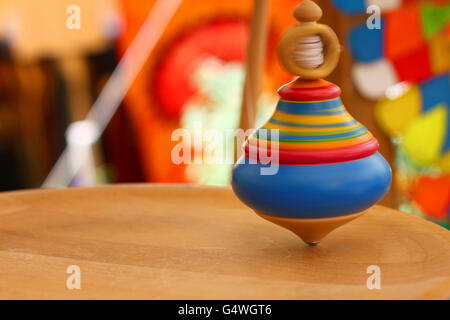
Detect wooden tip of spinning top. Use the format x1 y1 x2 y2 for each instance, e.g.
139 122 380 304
256 212 365 246
293 0 323 23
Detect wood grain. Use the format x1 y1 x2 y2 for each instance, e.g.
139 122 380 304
0 184 448 300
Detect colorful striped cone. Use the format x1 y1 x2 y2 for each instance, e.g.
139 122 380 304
232 79 392 245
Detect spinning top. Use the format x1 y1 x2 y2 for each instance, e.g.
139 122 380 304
232 1 392 245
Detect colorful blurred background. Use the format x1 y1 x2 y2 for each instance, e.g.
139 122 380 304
0 0 448 228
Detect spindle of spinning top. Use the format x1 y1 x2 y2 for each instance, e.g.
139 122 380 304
231 1 392 246
278 0 340 79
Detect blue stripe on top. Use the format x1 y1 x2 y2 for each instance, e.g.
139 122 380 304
268 118 358 128
257 126 368 141
277 98 343 115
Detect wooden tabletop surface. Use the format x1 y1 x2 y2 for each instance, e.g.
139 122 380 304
0 184 449 299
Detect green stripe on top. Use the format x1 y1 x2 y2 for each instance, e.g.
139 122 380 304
277 98 343 115
321 105 346 112
262 124 364 136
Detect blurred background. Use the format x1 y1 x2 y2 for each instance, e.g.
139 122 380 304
0 0 448 228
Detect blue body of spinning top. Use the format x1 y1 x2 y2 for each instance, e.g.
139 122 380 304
232 79 392 245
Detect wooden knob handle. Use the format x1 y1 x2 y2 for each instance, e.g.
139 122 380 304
278 1 340 79
294 0 323 22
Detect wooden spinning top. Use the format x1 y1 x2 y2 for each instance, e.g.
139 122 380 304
232 1 392 246
278 0 340 79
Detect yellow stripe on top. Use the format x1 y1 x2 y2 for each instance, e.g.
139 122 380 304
272 110 355 125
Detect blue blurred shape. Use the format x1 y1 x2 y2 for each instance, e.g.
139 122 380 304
332 0 366 15
420 73 450 112
348 19 384 63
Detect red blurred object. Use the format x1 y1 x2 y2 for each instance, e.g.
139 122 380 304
411 175 450 219
392 45 432 82
117 0 299 182
154 19 249 118
384 3 424 61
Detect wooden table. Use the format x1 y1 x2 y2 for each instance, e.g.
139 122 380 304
0 184 449 299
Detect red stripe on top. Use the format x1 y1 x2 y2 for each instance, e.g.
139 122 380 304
244 138 379 165
278 83 341 102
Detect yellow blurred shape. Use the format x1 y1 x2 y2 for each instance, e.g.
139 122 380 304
375 84 421 137
403 105 447 166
